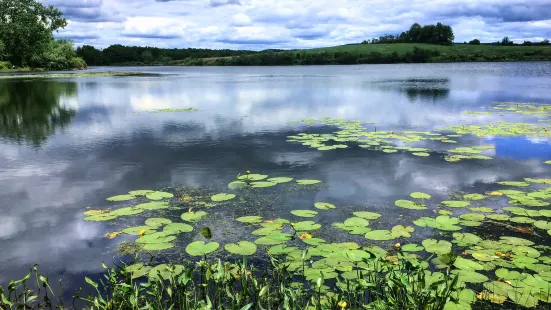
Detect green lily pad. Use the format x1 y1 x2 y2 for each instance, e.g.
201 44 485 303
181 211 208 223
146 191 174 200
111 207 144 216
302 238 326 246
211 193 236 202
106 194 136 202
353 211 382 219
148 264 184 281
495 268 521 280
145 218 172 227
540 210 551 217
185 241 220 256
236 216 263 223
422 239 452 255
224 241 257 256
268 245 299 255
472 252 498 262
534 220 551 230
469 207 494 213
292 221 321 231
401 244 424 252
382 149 398 153
83 213 119 221
267 177 294 184
344 217 369 227
391 225 414 238
395 199 427 210
454 257 484 271
487 214 511 221
510 216 535 224
137 232 176 244
291 210 318 218
442 201 470 208
126 263 151 279
254 237 287 245
460 213 485 221
238 174 268 181
251 181 277 188
128 190 154 196
450 270 489 283
497 181 530 187
365 230 394 241
463 193 485 200
163 223 193 234
296 179 322 185
123 226 156 235
143 243 174 251
135 201 169 210
513 246 540 258
410 192 431 199
508 287 539 308
228 181 247 189
412 152 430 157
501 236 534 246
314 202 336 210
452 233 482 246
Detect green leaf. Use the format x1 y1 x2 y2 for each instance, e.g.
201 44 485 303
106 194 136 202
422 239 452 255
250 181 277 188
135 201 169 210
343 217 369 227
143 243 174 251
410 192 431 199
497 181 530 187
442 200 470 208
314 202 336 210
395 199 427 210
128 190 154 196
163 223 193 234
224 241 257 256
185 241 220 256
228 181 247 189
459 213 485 221
236 216 263 223
145 218 172 227
296 179 321 185
292 221 321 231
453 257 484 271
302 238 326 246
267 177 294 184
238 174 268 181
180 211 208 223
291 210 318 218
352 211 382 220
452 233 482 246
364 230 394 241
391 225 414 238
211 193 236 202
463 193 485 200
146 191 174 200
401 244 424 252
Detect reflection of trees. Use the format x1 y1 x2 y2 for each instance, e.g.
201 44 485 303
372 78 450 102
0 80 77 146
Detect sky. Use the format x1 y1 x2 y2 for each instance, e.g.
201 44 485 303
42 0 551 50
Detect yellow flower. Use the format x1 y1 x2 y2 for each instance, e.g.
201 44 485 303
139 230 146 236
338 301 347 308
299 233 312 239
395 243 401 248
488 191 503 196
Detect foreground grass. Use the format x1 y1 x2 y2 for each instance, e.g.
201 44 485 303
0 253 468 310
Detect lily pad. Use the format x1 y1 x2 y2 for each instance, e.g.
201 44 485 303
228 181 247 189
143 243 174 251
181 211 208 223
146 191 174 200
123 226 156 235
442 201 470 208
211 193 236 202
410 192 431 199
365 230 394 241
135 201 169 210
422 239 452 255
106 194 136 202
412 152 430 157
391 225 414 238
148 264 184 281
344 217 369 227
163 223 193 234
128 190 154 196
452 233 482 246
296 179 322 185
314 202 336 210
111 207 144 216
84 213 119 221
292 221 321 231
267 177 294 184
251 181 277 188
185 241 220 256
236 216 263 223
401 244 424 252
353 211 382 219
450 270 489 283
291 210 318 218
224 241 257 256
487 214 510 221
460 213 485 221
454 257 484 271
302 238 327 246
463 193 485 200
395 199 427 210
497 181 530 187
145 218 172 227
238 174 268 181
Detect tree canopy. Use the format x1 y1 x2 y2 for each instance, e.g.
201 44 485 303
0 0 85 69
363 22 455 45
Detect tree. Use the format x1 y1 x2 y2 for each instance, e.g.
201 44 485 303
522 41 532 46
0 0 68 66
0 39 5 60
501 36 512 46
542 39 550 45
469 39 481 45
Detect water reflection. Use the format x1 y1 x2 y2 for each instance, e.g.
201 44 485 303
0 80 77 146
371 78 450 102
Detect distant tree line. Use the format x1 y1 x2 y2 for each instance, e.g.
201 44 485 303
467 37 549 46
361 23 454 45
0 0 86 70
76 45 258 66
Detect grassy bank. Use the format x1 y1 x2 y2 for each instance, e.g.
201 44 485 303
175 44 551 66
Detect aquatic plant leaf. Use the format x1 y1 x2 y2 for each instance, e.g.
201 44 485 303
460 213 485 221
422 239 452 255
296 179 322 185
442 201 470 208
495 268 521 280
254 237 286 245
163 223 193 234
535 220 551 230
135 201 169 210
145 218 172 228
410 192 431 199
266 232 293 241
344 217 369 227
146 191 174 200
540 210 551 217
200 227 212 239
487 214 510 221
395 199 427 210
302 238 326 246
236 216 263 223
500 236 534 246
450 270 489 283
401 244 424 252
126 263 152 279
454 257 484 271
469 207 494 213
123 226 156 235
128 190 154 196
314 202 336 210
463 194 485 200
238 174 268 181
228 181 247 189
84 213 119 221
382 149 398 153
364 230 394 241
267 177 294 184
510 217 535 224
391 225 414 238
251 181 277 188
143 243 174 251
137 232 176 244
497 181 530 187
224 241 257 256
148 264 184 281
412 152 430 157
111 207 144 216
508 287 539 308
471 252 498 262
353 211 382 219
291 210 318 218
513 246 540 258
180 211 208 223
106 194 136 202
452 233 482 246
185 241 219 256
292 221 321 231
211 193 236 202
268 245 299 255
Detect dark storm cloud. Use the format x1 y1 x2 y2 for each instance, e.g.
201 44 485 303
42 0 122 22
436 2 551 22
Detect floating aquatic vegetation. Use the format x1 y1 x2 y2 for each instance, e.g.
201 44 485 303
292 221 321 231
291 210 318 218
395 199 427 210
181 211 208 223
145 218 172 227
401 244 424 252
163 223 193 234
185 241 219 256
314 202 336 210
211 193 236 202
364 230 394 241
123 226 155 235
250 181 277 188
412 152 430 157
228 181 247 189
410 192 431 199
106 194 136 202
236 216 263 223
414 216 461 231
296 179 322 185
129 190 154 196
146 191 174 200
441 200 470 208
353 211 382 220
105 231 123 239
463 193 486 201
422 239 452 255
238 174 268 181
224 241 257 256
267 177 294 183
497 181 530 187
391 225 415 238
135 201 169 210
470 207 494 213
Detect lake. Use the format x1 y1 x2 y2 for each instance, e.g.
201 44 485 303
2 62 551 303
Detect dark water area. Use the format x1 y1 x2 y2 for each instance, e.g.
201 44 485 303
1 62 551 295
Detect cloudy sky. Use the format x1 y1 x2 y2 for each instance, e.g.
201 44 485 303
42 0 551 50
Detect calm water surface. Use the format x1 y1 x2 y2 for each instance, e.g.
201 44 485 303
1 63 551 290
